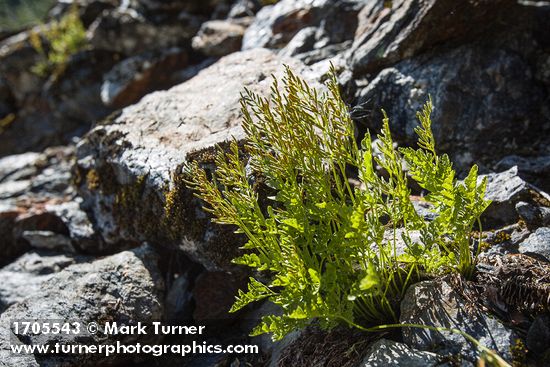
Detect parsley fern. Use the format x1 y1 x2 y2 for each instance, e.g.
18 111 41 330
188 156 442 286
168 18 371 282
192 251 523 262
184 67 490 340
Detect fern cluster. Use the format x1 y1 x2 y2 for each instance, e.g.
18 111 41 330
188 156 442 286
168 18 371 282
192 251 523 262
29 5 86 77
185 67 490 340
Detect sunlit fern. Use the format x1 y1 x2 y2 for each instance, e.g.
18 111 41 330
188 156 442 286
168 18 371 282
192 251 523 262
185 66 491 341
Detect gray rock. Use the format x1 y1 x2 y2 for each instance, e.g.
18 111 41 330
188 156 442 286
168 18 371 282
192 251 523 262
242 0 363 55
44 199 103 254
0 28 44 103
75 49 316 270
357 44 547 176
359 339 443 367
400 278 516 363
239 300 284 358
412 200 436 221
131 0 228 15
0 76 15 119
42 48 118 135
101 47 188 108
0 152 39 182
280 26 353 65
0 25 118 156
0 146 75 266
88 8 201 55
0 326 38 367
496 154 550 193
516 201 550 228
0 251 84 311
480 223 531 255
519 227 550 261
228 0 261 18
349 0 518 75
480 167 550 227
0 245 164 366
21 231 74 252
192 20 247 57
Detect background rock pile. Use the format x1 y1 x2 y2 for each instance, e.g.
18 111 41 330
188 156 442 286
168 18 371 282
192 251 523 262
0 0 549 366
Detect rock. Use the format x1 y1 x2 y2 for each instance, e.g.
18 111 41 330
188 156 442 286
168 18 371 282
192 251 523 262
75 48 316 270
0 28 51 156
0 326 38 367
267 329 302 367
192 20 247 57
496 155 550 193
400 277 516 363
239 300 284 357
515 201 550 228
0 152 40 182
0 251 85 312
44 199 103 254
0 147 75 266
412 199 436 221
519 227 550 261
0 245 164 366
228 0 262 18
242 0 363 57
0 146 107 264
21 230 74 252
479 167 550 228
349 0 518 76
357 44 548 176
0 28 44 103
88 8 201 55
43 49 118 134
101 47 188 108
480 223 530 255
48 0 119 28
359 339 443 367
132 0 229 15
0 24 119 156
280 27 353 65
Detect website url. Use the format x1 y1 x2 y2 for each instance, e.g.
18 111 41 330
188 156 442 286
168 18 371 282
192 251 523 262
10 340 259 357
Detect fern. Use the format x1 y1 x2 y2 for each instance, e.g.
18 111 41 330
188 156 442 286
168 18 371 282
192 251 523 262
184 67 491 340
29 5 87 77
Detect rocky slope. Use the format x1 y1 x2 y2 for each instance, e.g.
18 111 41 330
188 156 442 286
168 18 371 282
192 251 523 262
0 0 549 366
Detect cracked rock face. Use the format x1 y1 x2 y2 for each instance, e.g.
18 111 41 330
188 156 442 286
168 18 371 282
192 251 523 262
349 0 518 75
75 48 317 271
